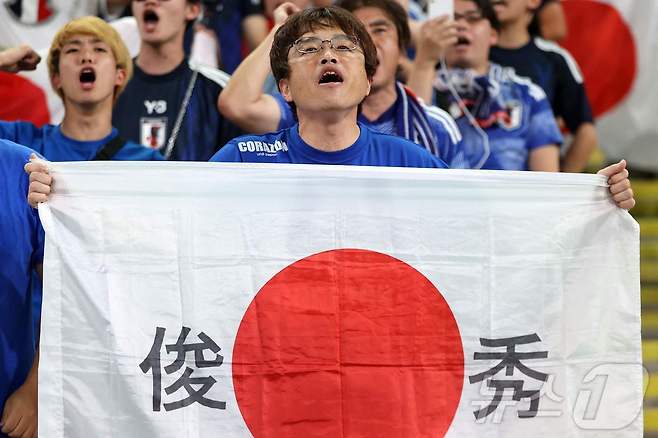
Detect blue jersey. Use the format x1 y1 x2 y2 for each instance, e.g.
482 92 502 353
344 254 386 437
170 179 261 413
274 82 464 167
0 121 163 161
113 60 242 161
210 122 448 168
490 37 593 133
434 64 562 170
0 140 43 420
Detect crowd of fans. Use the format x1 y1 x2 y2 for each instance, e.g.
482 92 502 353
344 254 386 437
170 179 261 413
0 1 636 437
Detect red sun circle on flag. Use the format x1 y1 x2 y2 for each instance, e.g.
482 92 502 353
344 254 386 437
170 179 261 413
232 249 464 438
561 0 637 118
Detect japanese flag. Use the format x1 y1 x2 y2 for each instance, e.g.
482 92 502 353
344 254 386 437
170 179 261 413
38 163 642 437
561 0 658 172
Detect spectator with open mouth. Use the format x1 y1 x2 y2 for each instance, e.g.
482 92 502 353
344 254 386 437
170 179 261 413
112 0 242 161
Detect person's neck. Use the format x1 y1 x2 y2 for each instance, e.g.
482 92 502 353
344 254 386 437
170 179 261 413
60 99 114 141
496 20 532 49
361 81 397 121
297 109 360 152
136 39 185 75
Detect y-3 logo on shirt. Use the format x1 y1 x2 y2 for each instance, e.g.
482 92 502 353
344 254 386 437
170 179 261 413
144 100 167 115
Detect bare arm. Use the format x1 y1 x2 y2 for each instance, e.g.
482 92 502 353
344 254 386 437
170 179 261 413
561 122 597 173
538 1 567 41
528 145 560 172
0 45 40 72
407 16 457 103
218 3 299 134
242 14 269 52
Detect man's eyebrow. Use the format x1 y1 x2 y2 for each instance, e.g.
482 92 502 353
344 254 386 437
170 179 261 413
367 19 393 27
63 37 104 46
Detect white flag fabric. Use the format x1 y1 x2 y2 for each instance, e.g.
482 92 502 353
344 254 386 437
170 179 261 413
38 162 642 437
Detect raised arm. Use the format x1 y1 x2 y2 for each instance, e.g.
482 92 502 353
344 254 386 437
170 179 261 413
0 45 40 73
406 16 457 103
218 2 299 134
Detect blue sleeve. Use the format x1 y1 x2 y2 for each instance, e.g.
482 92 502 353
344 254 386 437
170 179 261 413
0 120 40 148
553 57 594 132
209 142 243 162
32 218 44 266
274 93 296 131
527 93 563 150
424 105 464 168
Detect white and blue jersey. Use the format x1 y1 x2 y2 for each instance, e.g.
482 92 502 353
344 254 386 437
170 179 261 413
210 122 447 168
434 63 562 170
274 82 464 167
0 140 43 422
0 121 163 161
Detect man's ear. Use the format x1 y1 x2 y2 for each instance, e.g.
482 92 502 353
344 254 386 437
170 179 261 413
115 67 126 88
365 78 372 98
490 27 499 47
279 78 293 103
50 72 62 93
185 1 201 22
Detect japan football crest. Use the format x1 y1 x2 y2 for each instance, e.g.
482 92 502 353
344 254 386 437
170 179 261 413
499 100 523 131
140 117 168 150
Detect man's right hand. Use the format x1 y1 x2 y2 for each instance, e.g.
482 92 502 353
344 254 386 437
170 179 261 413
0 45 41 73
25 155 51 208
273 2 300 26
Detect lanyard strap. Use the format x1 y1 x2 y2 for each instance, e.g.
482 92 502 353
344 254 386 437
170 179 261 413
162 69 198 160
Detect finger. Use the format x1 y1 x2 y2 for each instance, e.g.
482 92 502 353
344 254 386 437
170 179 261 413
7 415 26 438
618 198 636 210
29 171 52 186
608 168 629 185
597 159 626 177
613 188 634 204
1 410 20 435
29 180 51 196
28 192 48 208
609 178 631 195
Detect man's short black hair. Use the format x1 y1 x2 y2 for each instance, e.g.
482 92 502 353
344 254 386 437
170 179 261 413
467 0 502 31
336 0 411 51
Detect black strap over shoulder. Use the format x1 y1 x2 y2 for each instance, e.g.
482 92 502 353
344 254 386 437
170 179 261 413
93 135 126 161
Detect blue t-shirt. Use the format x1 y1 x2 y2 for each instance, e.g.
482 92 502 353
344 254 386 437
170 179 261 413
274 82 463 167
0 140 43 420
435 64 562 170
210 122 447 168
0 121 163 161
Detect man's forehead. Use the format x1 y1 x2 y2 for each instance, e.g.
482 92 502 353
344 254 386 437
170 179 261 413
456 0 481 13
300 26 347 38
354 6 393 26
62 34 105 46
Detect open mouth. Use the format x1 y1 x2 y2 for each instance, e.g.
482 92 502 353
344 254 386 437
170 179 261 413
456 36 471 47
79 68 96 84
143 9 159 25
318 70 344 85
490 0 507 6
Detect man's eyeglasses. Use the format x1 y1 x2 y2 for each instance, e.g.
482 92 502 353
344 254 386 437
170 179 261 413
291 35 361 55
454 11 485 24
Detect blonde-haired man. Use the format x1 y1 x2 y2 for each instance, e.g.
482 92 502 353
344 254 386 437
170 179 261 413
0 16 163 161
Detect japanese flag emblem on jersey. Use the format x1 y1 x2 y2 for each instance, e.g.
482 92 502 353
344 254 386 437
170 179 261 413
140 117 167 150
